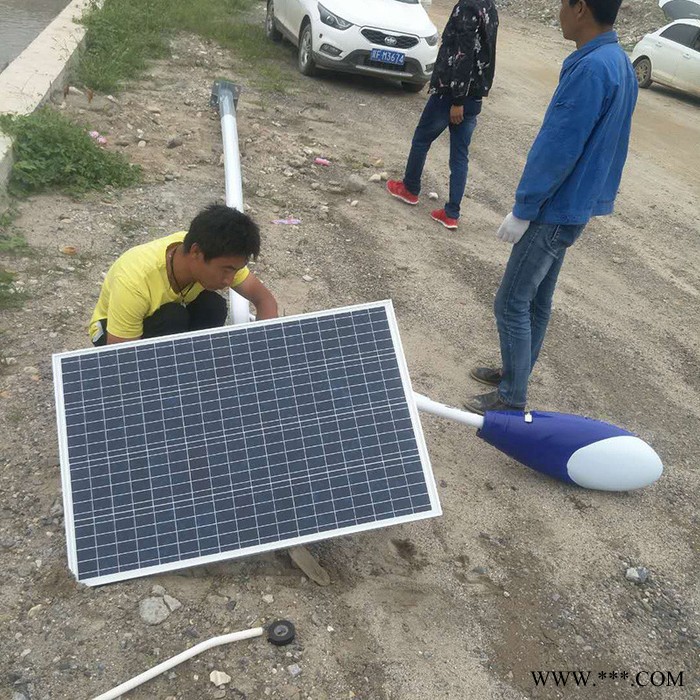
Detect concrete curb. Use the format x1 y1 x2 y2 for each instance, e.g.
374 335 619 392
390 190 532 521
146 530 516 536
0 0 96 210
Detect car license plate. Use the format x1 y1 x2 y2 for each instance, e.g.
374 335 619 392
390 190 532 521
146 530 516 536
370 48 405 66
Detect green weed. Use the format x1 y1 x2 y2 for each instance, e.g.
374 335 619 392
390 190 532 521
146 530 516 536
0 268 25 310
0 109 142 196
76 0 287 93
0 207 30 254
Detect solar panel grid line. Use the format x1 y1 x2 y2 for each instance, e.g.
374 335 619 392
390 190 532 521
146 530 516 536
278 320 308 538
339 313 379 525
192 335 226 562
60 337 399 413
73 485 427 556
206 332 242 560
67 371 405 464
73 451 423 533
53 301 441 585
252 323 285 545
350 310 394 524
105 346 140 577
91 351 117 580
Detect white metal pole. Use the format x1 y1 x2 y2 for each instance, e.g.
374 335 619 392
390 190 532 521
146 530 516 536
214 82 253 324
413 392 484 430
219 88 244 211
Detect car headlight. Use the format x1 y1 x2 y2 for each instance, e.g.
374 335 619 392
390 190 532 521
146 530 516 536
425 32 439 46
318 3 352 31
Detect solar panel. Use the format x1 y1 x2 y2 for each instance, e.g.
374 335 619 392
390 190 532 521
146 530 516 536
53 301 441 586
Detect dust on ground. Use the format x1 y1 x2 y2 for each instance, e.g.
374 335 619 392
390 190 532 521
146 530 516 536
1 1 698 699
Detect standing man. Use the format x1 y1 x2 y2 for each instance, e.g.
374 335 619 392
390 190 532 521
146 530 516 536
465 0 637 414
386 0 498 230
89 204 278 346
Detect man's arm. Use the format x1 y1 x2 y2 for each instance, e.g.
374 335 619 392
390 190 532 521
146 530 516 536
104 275 148 344
234 273 278 320
107 332 139 345
513 66 607 221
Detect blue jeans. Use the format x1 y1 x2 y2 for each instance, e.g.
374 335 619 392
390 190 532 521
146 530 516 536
403 94 477 220
494 222 585 407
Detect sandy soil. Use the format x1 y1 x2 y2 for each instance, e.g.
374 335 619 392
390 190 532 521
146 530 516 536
1 2 698 698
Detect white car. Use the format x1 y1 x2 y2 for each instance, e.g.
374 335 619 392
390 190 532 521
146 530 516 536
265 0 439 92
631 19 700 97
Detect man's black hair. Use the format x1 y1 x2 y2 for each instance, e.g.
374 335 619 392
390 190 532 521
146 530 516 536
183 204 261 261
570 0 621 26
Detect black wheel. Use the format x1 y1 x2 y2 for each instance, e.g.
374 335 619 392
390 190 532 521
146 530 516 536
402 81 427 93
266 1 283 42
267 619 296 646
298 22 317 76
634 57 652 89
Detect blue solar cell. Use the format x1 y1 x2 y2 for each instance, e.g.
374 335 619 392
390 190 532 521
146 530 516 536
54 303 440 584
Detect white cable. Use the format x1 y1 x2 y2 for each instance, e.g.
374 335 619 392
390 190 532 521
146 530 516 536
91 627 264 700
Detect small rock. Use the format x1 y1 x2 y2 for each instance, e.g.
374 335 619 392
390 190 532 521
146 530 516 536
147 105 161 113
167 137 183 149
139 597 170 625
373 158 384 167
12 692 28 700
151 585 166 596
262 594 275 603
287 663 302 678
310 182 320 190
327 625 335 633
67 86 83 96
210 670 232 686
379 171 389 181
283 169 295 177
138 140 147 148
213 691 227 700
163 594 182 611
23 366 39 375
625 567 649 584
301 275 313 283
344 174 366 194
612 256 623 264
60 245 78 255
368 174 382 182
428 192 439 200
350 200 358 207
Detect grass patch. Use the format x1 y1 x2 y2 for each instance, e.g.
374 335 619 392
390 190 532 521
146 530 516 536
0 109 142 196
0 207 31 255
77 0 287 93
0 268 24 310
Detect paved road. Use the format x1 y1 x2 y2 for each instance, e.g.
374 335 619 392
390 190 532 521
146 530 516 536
0 0 71 70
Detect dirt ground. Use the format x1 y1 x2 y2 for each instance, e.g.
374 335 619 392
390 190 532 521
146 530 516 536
1 2 699 699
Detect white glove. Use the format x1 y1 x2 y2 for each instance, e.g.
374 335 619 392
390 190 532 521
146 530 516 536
496 212 530 244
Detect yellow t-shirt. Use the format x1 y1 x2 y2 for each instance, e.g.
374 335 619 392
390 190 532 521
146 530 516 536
89 232 249 340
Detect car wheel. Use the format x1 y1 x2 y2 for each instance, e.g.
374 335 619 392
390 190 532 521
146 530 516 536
402 81 426 93
298 22 317 76
266 1 282 42
633 57 652 89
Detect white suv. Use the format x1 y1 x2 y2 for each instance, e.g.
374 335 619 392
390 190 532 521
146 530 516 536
265 0 439 92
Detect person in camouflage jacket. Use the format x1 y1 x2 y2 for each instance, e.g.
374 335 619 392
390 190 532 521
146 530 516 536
387 0 498 229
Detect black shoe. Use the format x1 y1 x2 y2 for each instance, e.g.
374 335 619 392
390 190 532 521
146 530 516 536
463 390 524 416
470 366 503 387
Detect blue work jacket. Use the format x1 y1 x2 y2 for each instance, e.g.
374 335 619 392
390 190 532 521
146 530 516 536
513 32 638 225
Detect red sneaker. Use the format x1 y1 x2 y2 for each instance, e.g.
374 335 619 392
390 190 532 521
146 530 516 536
430 209 458 230
386 180 419 205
